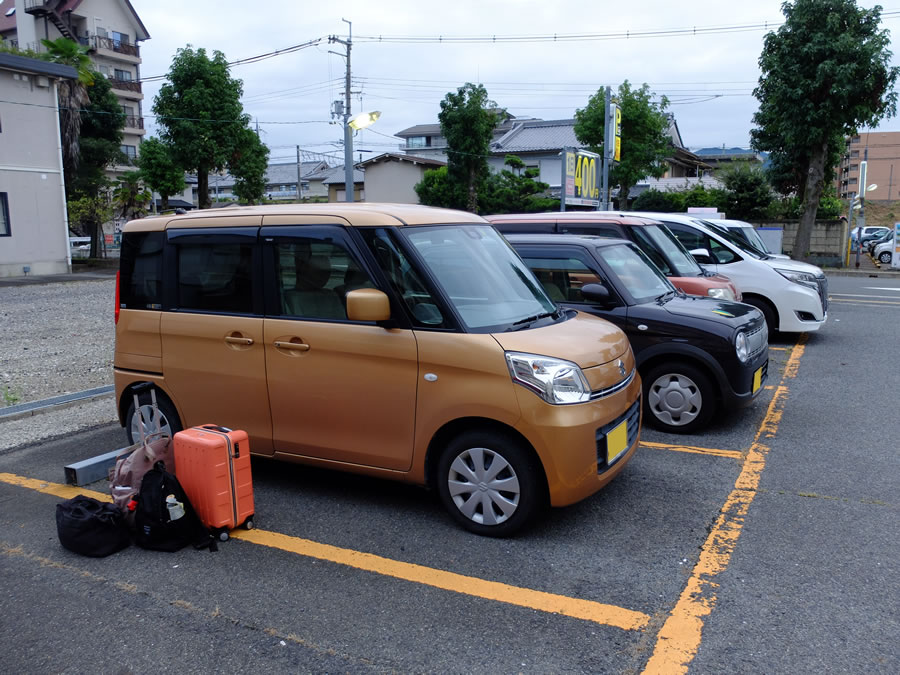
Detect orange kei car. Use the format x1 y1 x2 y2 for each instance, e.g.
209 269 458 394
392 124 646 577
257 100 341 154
114 204 642 536
486 212 741 301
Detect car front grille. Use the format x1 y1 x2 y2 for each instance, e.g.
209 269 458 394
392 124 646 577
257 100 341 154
816 275 829 313
746 323 768 359
596 398 641 473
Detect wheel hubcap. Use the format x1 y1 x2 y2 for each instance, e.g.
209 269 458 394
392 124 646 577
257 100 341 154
648 373 702 426
130 404 171 441
447 447 520 526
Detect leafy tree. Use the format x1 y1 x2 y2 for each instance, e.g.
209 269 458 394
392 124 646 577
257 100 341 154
438 83 505 212
574 81 671 208
152 46 262 209
632 188 680 212
68 74 125 196
481 155 556 214
67 196 113 257
751 0 899 261
113 171 152 221
718 163 773 220
415 166 466 209
40 38 94 179
229 128 270 204
137 137 185 212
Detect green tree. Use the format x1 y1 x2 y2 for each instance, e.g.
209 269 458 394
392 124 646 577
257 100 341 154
574 81 671 208
480 155 556 214
229 128 270 204
152 46 259 209
718 163 773 220
137 137 185 212
113 171 152 221
438 83 505 212
40 37 94 179
415 166 466 209
632 188 681 212
751 0 899 261
67 196 113 257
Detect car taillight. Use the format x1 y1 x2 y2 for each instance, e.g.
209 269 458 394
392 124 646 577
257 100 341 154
115 270 120 325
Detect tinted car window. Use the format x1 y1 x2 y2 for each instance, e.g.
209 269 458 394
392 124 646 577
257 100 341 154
176 241 254 313
595 243 672 303
518 254 608 303
119 231 164 310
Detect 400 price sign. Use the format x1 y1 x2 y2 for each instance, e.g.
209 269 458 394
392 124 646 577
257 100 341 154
563 149 600 207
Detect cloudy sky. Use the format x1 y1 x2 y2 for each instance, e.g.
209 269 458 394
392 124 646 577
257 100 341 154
130 0 900 166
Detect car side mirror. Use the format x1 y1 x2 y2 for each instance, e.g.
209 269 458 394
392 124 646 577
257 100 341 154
690 248 714 264
581 283 614 306
346 288 391 323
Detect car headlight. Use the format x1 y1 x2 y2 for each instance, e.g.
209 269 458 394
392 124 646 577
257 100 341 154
735 331 750 363
505 352 591 404
775 268 818 290
708 287 736 301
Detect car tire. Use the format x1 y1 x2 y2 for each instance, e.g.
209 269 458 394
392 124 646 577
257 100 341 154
125 388 183 444
878 250 892 264
742 296 778 337
436 430 545 537
644 362 716 434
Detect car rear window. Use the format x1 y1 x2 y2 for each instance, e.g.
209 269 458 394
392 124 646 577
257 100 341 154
119 231 164 310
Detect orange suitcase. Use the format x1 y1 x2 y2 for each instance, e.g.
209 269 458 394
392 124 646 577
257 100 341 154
173 425 255 541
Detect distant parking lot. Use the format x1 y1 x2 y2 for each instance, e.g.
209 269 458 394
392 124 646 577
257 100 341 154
1 274 898 672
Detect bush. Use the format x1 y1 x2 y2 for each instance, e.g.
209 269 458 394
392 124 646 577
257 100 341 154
632 189 680 212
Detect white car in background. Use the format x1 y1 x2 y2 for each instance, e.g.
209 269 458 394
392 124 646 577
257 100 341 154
622 212 828 335
716 219 791 260
874 239 895 265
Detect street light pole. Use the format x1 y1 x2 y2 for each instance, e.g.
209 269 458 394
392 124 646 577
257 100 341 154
329 20 354 202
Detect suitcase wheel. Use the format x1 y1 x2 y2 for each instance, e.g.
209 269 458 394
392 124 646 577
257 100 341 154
244 518 254 531
218 529 230 542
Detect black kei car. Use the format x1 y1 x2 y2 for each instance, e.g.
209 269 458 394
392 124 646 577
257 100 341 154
506 234 769 433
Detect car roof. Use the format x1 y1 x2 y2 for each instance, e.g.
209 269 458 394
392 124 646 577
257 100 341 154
485 211 663 226
123 203 488 232
504 233 632 248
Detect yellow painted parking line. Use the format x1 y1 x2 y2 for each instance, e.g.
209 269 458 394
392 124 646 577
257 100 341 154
828 298 900 306
0 472 650 632
640 441 741 460
233 529 650 630
768 346 788 351
643 334 807 674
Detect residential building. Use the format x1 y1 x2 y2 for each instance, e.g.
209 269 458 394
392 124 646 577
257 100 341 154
321 166 365 202
0 52 76 276
394 113 709 197
356 153 445 203
836 131 900 201
200 161 331 204
693 146 767 171
1 0 151 171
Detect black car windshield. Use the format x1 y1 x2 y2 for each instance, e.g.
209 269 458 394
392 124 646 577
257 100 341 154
404 225 557 331
633 224 704 277
701 220 767 259
596 242 675 304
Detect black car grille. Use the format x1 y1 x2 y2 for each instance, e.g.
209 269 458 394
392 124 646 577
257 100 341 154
746 323 768 359
816 275 829 313
596 398 641 473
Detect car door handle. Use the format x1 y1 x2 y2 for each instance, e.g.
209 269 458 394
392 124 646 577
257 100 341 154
225 336 254 346
274 340 310 352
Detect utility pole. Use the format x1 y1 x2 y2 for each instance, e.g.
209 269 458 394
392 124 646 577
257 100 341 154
601 86 610 211
855 150 869 268
296 146 304 202
329 20 354 202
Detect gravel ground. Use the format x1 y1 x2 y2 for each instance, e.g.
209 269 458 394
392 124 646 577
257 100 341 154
0 279 121 452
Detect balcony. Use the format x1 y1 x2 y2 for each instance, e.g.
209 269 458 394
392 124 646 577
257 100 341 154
108 77 142 95
124 115 144 130
91 35 140 59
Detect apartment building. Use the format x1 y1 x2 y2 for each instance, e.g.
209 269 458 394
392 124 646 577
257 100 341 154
836 131 900 201
0 0 150 170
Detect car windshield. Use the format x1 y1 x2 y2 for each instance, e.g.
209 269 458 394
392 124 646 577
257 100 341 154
404 225 558 331
633 224 704 277
595 242 675 304
733 225 771 254
701 220 767 259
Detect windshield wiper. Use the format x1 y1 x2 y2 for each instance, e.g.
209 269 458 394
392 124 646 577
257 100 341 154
508 310 558 330
656 290 677 304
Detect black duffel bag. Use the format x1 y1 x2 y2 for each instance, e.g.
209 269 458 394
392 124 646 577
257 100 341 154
56 495 131 557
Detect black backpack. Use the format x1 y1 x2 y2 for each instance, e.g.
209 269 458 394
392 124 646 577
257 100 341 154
134 461 217 552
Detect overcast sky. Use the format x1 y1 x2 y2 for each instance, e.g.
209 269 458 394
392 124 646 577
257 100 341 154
130 0 900 166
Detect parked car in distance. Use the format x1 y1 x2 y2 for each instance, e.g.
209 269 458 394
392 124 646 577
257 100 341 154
506 234 769 433
115 203 643 537
486 212 741 301
874 239 896 265
623 212 828 336
866 228 893 254
716 219 790 259
851 226 891 252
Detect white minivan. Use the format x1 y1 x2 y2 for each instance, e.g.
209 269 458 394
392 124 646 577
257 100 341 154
622 212 827 334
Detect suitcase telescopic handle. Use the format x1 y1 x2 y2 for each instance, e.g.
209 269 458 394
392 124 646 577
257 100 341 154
202 425 232 433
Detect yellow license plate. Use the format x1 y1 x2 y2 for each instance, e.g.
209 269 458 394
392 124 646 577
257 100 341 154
752 367 763 393
607 419 628 464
